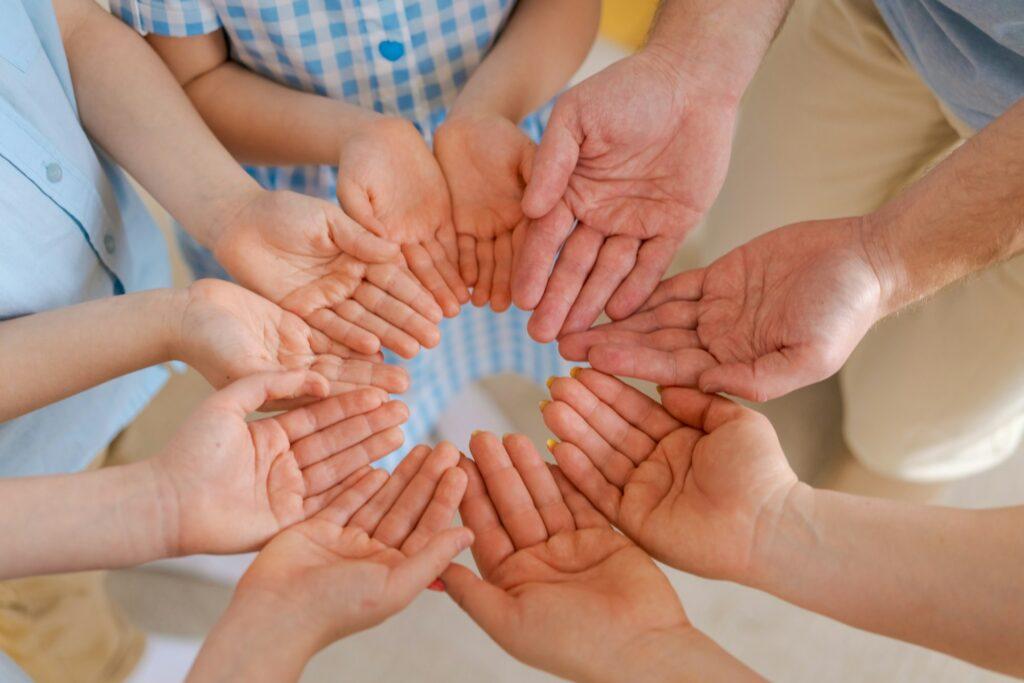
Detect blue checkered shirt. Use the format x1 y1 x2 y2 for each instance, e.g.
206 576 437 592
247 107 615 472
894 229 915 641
111 0 571 467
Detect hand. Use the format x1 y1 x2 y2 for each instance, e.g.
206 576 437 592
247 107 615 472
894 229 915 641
176 279 408 405
440 432 695 683
148 371 409 556
213 188 443 359
560 218 886 401
434 113 535 312
188 454 473 682
541 369 797 581
336 116 469 318
515 49 738 341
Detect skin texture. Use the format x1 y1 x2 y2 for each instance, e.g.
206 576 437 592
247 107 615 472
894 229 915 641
559 218 885 401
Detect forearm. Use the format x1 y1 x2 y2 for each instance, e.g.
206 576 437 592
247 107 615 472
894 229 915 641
0 461 174 579
0 289 184 421
643 0 793 101
55 0 259 249
607 626 761 682
750 484 1024 676
866 97 1024 314
449 0 600 122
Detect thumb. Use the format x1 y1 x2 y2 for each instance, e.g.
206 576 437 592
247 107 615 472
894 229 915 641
522 101 581 219
441 563 515 637
327 201 399 263
209 370 329 416
698 350 816 403
388 527 474 602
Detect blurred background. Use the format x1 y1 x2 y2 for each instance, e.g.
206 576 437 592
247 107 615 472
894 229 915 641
97 0 1021 680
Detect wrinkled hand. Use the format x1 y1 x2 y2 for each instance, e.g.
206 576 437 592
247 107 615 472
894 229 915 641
177 278 408 406
434 113 534 312
441 432 692 683
337 117 469 318
516 50 738 341
542 369 796 581
213 188 442 359
560 218 886 401
149 371 409 556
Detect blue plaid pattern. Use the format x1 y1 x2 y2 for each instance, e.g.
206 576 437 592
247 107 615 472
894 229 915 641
112 0 570 468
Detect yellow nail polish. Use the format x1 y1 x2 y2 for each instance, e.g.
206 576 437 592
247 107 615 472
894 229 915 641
569 367 581 379
546 376 556 389
538 399 551 411
545 438 558 452
655 385 665 394
471 429 482 438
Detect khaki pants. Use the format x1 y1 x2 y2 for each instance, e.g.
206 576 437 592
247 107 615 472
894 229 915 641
0 370 212 683
700 0 1024 482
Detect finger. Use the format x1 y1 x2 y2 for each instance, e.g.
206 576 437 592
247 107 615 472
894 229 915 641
301 464 376 518
639 269 706 312
458 455 515 574
401 466 469 554
658 386 752 434
373 442 461 548
457 234 479 287
335 299 422 359
354 282 441 350
366 263 444 325
275 387 386 442
601 300 701 334
403 243 460 318
588 344 718 387
472 239 495 307
387 527 475 605
511 201 575 311
606 236 679 320
541 401 635 486
503 434 574 536
210 370 328 417
304 307 381 355
573 368 681 440
521 102 580 219
547 376 660 464
527 225 603 343
426 238 470 307
549 465 612 529
301 425 405 495
441 563 516 638
326 201 399 263
292 399 408 467
559 327 701 363
309 356 410 394
489 231 513 313
469 432 548 549
307 468 389 523
559 236 637 336
350 444 431 533
698 346 829 402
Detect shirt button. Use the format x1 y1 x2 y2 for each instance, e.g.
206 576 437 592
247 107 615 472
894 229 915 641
45 162 62 183
378 40 405 62
103 234 116 255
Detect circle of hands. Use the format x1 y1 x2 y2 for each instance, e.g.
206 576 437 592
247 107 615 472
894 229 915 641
170 53 893 675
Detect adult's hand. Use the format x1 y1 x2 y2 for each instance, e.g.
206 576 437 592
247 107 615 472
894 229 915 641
514 48 738 341
213 188 443 359
542 369 797 582
560 218 888 402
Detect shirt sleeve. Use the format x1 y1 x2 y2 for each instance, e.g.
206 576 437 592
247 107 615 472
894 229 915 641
108 0 223 37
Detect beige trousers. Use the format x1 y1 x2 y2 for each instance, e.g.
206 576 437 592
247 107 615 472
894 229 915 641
700 0 1024 482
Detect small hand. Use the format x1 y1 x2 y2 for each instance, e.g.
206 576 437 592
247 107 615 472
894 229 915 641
177 279 409 405
337 117 469 318
441 432 693 683
434 113 535 312
542 369 797 580
149 371 409 556
516 49 738 341
213 188 443 359
560 218 885 401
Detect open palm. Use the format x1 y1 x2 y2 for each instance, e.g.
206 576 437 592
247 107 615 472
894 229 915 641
516 51 737 341
213 189 442 359
442 432 690 683
337 117 468 318
542 369 797 581
560 218 886 402
434 114 534 312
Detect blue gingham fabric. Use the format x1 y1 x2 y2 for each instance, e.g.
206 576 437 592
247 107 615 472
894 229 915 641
111 0 571 468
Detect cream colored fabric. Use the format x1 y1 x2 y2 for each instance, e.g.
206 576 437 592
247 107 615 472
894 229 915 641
701 0 1024 481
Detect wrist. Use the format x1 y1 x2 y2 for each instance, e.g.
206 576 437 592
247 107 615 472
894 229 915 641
856 210 906 317
115 460 183 564
161 287 191 365
745 481 820 592
606 625 759 682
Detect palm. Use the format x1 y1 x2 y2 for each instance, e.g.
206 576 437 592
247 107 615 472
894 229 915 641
515 51 737 339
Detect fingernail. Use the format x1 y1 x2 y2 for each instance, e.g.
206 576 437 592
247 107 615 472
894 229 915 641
545 438 558 453
539 399 550 411
656 385 665 394
428 579 445 592
545 376 556 388
570 367 581 379
471 430 482 438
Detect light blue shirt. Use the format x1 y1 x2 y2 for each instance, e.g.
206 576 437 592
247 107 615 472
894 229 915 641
0 0 171 477
876 1 1024 130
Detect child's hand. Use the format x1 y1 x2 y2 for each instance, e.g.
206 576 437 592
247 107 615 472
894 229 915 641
434 114 534 312
148 371 409 557
213 189 443 359
336 117 469 318
187 444 472 681
177 279 409 406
